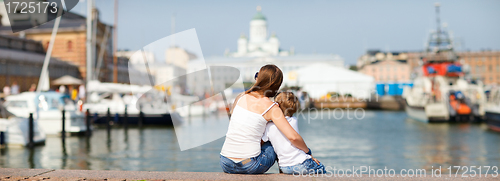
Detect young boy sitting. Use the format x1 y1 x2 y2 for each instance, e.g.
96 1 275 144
262 92 325 174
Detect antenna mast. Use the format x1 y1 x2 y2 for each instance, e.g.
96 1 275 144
435 2 441 46
171 13 176 47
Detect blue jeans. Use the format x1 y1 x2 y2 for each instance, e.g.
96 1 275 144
280 158 326 175
220 142 277 174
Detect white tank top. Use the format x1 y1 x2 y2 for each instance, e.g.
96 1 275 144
220 95 277 159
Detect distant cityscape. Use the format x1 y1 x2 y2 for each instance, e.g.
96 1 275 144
0 4 498 97
357 50 500 85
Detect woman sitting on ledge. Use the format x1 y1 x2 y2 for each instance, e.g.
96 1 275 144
219 64 313 174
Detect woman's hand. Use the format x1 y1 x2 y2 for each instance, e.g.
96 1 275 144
310 155 321 165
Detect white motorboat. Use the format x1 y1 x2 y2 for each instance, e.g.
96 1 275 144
171 93 219 117
0 102 45 147
403 76 486 122
4 92 89 135
402 4 486 123
83 81 184 125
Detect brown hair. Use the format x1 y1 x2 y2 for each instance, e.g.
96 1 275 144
275 92 300 117
245 64 283 97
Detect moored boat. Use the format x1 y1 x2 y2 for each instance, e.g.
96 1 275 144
485 87 500 132
4 92 89 135
402 4 486 123
83 81 184 126
0 102 45 147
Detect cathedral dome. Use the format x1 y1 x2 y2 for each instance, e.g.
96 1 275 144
252 12 266 21
252 6 266 21
269 33 279 42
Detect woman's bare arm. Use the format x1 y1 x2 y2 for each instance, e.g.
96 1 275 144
265 105 309 153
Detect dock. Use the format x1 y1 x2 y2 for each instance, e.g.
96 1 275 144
0 168 497 180
314 97 367 109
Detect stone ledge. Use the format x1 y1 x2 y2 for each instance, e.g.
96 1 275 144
0 169 498 180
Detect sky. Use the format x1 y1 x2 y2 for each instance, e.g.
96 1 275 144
72 0 500 65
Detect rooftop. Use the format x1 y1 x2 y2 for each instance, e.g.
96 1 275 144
0 10 111 34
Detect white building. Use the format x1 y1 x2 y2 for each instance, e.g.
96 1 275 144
165 46 197 70
284 63 375 99
230 6 290 57
116 50 156 65
121 47 196 92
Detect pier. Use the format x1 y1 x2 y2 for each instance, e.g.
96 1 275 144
1 168 498 180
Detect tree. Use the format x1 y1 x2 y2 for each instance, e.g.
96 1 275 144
349 65 358 71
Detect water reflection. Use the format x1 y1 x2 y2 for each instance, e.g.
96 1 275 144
404 118 495 173
0 111 498 173
297 110 500 173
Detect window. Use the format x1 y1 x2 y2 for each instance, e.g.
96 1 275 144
4 100 28 108
67 40 73 52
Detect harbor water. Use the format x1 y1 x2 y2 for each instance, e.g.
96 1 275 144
1 110 499 173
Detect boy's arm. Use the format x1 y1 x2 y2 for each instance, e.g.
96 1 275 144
266 106 309 153
290 117 320 165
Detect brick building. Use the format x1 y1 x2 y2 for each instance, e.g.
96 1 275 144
357 50 500 85
357 50 412 83
458 51 500 85
0 34 80 92
0 10 130 84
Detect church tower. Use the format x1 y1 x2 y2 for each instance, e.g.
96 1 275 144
231 6 288 57
249 6 267 43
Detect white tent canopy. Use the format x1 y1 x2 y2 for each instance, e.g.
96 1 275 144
52 75 84 85
283 63 374 99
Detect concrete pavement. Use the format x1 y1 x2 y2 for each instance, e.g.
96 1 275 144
0 168 498 180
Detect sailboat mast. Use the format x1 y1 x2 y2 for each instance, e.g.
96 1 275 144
86 0 93 101
113 0 118 83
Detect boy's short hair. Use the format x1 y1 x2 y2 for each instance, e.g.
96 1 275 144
275 92 300 117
